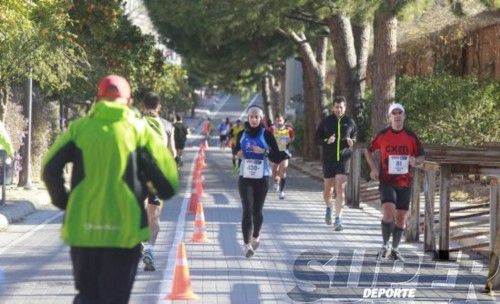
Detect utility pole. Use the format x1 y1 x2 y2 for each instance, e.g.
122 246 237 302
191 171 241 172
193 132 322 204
24 67 33 190
23 0 35 190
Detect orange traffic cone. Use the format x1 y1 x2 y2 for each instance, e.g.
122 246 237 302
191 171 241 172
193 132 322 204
201 139 208 150
193 167 203 179
200 154 207 168
166 241 199 300
188 192 199 214
191 202 208 243
193 179 204 197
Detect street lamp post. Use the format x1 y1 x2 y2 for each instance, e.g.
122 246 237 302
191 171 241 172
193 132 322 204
24 67 33 190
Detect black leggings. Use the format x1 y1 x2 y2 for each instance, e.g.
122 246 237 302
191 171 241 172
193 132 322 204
238 176 269 244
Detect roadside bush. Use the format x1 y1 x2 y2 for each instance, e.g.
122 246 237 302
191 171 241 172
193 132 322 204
364 73 499 145
398 74 499 145
291 118 304 156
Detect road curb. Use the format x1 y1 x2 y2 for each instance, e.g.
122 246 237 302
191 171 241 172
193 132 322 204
0 200 36 230
0 187 51 231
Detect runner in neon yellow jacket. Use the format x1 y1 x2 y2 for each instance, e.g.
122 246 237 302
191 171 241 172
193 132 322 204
42 97 179 249
0 121 14 157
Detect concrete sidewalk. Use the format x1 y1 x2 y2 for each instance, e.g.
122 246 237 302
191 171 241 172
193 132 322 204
0 185 52 230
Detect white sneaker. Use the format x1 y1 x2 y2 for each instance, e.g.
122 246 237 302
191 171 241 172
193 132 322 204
251 237 260 250
376 245 390 260
279 191 285 199
244 243 254 258
274 183 280 192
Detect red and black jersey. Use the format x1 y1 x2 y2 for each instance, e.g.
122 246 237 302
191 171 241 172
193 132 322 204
368 127 424 188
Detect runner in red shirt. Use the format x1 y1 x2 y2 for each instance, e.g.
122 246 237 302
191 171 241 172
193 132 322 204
364 103 424 262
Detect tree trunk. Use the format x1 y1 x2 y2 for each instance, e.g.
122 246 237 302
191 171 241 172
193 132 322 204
372 6 398 133
190 92 197 118
270 71 284 116
0 87 10 123
297 36 326 161
353 22 371 142
18 90 29 186
301 59 319 161
261 75 274 121
327 15 360 117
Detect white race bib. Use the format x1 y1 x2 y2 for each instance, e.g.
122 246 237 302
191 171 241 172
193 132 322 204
242 159 264 179
388 155 409 174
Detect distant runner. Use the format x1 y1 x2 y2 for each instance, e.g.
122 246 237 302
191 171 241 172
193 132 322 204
269 114 295 200
173 114 189 167
229 119 244 174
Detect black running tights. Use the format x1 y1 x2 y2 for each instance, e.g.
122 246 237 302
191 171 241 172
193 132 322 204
238 176 269 244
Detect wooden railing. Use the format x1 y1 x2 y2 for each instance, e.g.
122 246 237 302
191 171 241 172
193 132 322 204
347 143 500 291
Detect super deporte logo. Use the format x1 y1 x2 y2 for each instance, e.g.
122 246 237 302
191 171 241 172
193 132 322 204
287 249 496 303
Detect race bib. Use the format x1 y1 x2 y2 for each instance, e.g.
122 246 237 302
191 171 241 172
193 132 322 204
388 155 409 174
221 129 228 135
242 159 264 179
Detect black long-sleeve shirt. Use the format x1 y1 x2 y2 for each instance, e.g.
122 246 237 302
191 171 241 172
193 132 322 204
315 114 357 162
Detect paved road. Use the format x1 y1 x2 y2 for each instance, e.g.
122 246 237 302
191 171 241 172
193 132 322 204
0 94 495 303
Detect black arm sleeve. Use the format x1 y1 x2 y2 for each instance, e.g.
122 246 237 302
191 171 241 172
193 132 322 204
315 121 325 146
42 142 76 210
234 130 244 152
264 130 280 159
137 147 176 200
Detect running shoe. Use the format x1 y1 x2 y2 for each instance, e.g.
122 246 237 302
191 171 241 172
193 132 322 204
279 191 285 200
376 245 390 260
274 183 280 192
390 249 405 262
142 249 156 271
251 237 260 251
244 243 254 258
325 207 332 225
334 217 343 231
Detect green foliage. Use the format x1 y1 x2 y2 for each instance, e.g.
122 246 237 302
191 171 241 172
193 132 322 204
394 0 434 21
479 0 500 9
0 0 87 91
61 0 190 112
291 118 305 155
396 74 500 145
146 0 295 91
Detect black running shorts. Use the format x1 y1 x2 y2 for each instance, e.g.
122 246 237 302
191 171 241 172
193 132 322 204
322 160 350 178
269 151 291 164
379 184 412 210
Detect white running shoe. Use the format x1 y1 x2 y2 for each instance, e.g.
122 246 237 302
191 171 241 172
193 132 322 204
279 191 285 200
274 183 280 192
376 245 390 260
251 237 260 251
244 243 254 258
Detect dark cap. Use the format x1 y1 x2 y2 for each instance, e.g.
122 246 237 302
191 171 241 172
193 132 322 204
97 75 131 99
